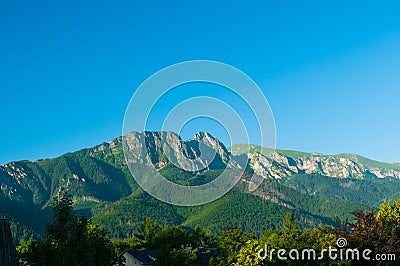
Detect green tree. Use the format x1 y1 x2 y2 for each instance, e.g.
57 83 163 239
259 214 340 266
377 198 400 226
282 212 302 249
112 238 139 256
155 246 201 266
335 199 400 265
151 224 213 266
138 217 162 246
26 192 121 266
210 228 254 266
169 248 199 266
234 239 264 266
16 239 29 258
300 226 336 251
150 225 190 249
191 225 212 247
154 243 174 266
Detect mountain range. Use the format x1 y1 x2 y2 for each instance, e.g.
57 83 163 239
1 131 400 242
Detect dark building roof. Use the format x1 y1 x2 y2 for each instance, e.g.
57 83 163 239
199 247 217 254
125 248 216 264
126 249 158 264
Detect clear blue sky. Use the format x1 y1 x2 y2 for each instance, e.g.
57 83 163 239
1 0 399 164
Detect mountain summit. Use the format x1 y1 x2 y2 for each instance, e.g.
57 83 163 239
2 132 400 206
1 131 400 242
230 144 400 180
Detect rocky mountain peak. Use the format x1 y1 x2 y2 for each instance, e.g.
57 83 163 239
230 145 400 180
119 131 238 172
2 133 400 209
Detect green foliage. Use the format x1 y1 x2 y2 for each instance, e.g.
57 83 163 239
154 245 211 266
158 165 223 186
4 134 400 266
179 179 362 236
258 215 340 265
191 225 212 247
332 198 400 266
149 225 190 250
139 217 162 245
233 239 264 266
5 172 367 246
91 191 185 239
282 213 302 248
154 243 174 266
25 193 120 266
18 196 400 266
167 248 199 266
4 137 400 245
16 239 29 258
210 228 254 266
112 238 139 257
336 198 400 256
283 174 400 207
376 197 400 225
208 218 337 266
129 219 213 266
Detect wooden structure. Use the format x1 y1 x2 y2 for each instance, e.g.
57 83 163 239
0 219 19 266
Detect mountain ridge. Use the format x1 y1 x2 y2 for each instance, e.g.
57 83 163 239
2 131 400 242
3 132 398 173
229 143 400 179
2 132 400 209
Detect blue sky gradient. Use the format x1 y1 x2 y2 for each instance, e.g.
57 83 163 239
1 0 399 163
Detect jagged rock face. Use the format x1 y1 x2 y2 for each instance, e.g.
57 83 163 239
0 162 39 204
245 151 400 180
114 131 240 171
0 132 240 204
2 132 400 205
91 132 400 180
247 153 291 179
0 164 21 199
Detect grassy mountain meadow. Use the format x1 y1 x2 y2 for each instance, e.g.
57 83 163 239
1 131 400 243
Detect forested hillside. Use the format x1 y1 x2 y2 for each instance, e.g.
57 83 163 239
1 132 400 243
